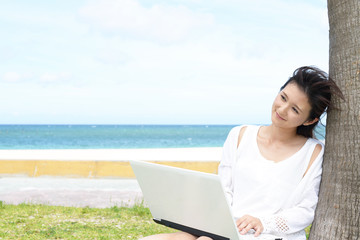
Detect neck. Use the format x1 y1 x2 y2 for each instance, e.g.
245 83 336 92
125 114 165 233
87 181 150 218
264 124 299 142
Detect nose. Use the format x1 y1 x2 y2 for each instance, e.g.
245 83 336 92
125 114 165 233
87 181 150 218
278 103 289 116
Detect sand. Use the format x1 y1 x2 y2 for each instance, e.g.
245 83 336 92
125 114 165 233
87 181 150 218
0 147 222 178
0 147 222 161
0 147 223 207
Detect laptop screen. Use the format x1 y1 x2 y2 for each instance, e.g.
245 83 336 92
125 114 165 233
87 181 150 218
131 160 241 240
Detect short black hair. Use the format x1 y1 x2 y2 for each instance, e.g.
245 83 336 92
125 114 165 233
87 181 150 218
280 66 343 138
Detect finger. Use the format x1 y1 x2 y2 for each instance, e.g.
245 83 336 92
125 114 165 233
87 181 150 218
253 222 264 237
254 227 261 237
236 215 248 226
240 223 253 235
238 220 249 231
236 218 242 226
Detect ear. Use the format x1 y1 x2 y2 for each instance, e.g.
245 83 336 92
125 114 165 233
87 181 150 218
303 118 319 126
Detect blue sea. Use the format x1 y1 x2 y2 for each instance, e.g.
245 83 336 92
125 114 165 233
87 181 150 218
0 125 326 150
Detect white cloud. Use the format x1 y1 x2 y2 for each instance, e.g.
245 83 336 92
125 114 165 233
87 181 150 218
40 72 72 83
79 0 214 43
96 48 131 65
1 71 72 84
0 0 329 124
2 72 21 82
77 0 329 87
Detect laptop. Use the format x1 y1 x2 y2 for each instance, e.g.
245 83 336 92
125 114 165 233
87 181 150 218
130 160 241 240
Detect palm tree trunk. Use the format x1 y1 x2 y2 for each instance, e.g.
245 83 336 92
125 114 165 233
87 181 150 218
309 1 360 239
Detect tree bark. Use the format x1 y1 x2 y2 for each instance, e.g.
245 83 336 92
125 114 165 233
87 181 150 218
309 1 360 239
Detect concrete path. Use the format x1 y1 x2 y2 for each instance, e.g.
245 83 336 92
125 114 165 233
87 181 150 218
0 177 143 208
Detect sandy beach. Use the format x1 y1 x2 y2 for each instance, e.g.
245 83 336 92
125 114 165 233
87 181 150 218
0 147 223 178
0 147 223 161
0 147 223 207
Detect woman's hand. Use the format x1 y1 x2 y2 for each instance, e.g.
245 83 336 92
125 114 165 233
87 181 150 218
236 215 264 237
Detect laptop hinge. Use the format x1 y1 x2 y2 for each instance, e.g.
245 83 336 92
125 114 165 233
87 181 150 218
153 218 230 240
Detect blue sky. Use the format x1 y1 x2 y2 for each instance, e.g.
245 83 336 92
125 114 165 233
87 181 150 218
0 0 328 125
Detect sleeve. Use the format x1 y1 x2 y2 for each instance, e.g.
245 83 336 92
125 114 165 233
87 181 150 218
218 126 243 206
259 143 324 235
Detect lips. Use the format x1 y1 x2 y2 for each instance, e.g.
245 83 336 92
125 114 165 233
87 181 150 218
276 112 286 121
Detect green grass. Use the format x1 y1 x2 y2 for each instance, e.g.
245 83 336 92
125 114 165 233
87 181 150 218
0 201 311 239
305 225 311 239
0 201 175 239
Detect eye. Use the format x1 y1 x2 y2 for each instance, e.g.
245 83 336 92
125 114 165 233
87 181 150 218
292 107 299 114
280 95 286 101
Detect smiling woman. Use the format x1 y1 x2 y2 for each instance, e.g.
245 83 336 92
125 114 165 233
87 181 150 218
272 83 315 129
140 66 343 240
278 67 342 138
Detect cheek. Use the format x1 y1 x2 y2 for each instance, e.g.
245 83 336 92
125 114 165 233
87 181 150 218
272 96 281 107
291 113 309 125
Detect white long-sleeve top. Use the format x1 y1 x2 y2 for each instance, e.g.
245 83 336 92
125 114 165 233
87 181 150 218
218 125 324 240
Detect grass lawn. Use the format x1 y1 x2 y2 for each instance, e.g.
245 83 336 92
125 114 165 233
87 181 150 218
0 201 175 239
0 201 311 239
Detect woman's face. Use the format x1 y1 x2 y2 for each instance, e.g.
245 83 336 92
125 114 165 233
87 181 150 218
271 82 313 129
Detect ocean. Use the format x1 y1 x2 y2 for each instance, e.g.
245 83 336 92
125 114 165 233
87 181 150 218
0 124 326 150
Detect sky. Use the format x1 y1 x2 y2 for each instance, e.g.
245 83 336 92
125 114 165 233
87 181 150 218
0 0 329 125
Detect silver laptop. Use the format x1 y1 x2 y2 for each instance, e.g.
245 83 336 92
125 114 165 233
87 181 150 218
130 160 241 240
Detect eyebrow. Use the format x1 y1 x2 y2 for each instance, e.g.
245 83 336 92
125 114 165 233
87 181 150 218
282 91 304 113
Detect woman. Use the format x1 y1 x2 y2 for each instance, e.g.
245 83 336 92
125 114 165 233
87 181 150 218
141 66 343 240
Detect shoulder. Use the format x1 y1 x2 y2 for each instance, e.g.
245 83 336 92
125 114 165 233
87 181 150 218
307 138 325 157
227 125 259 148
303 138 324 176
308 137 324 147
228 125 257 137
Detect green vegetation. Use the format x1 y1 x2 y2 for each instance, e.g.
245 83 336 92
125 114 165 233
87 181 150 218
305 225 311 239
0 201 311 239
0 201 175 239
